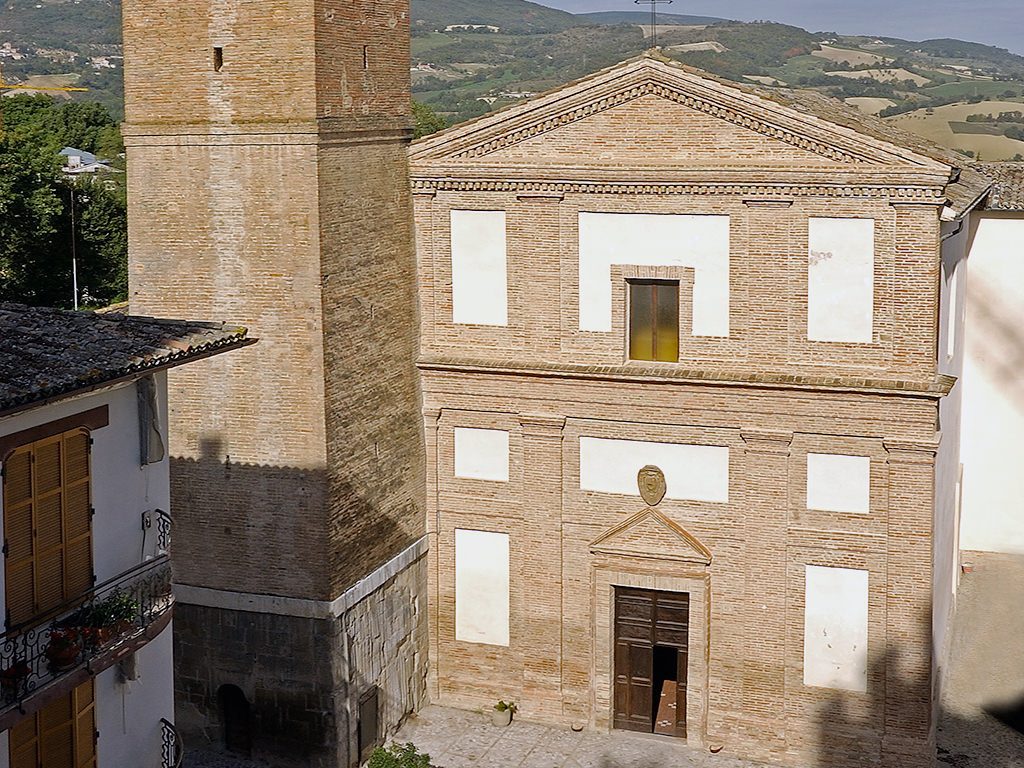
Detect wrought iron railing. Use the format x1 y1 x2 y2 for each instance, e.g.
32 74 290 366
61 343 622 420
0 556 172 711
161 717 184 768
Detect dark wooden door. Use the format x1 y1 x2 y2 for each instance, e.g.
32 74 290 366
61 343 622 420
613 588 689 738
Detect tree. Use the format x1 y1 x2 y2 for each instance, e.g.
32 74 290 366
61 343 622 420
0 96 128 308
413 101 447 139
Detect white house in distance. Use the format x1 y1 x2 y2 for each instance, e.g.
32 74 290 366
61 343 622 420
0 303 252 768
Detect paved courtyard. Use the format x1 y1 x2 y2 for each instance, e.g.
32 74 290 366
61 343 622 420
395 705 763 768
186 554 1024 768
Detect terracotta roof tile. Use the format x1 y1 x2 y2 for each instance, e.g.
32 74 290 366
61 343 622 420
0 303 254 416
975 162 1024 210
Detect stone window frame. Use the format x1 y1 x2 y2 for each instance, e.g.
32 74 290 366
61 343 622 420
612 265 694 365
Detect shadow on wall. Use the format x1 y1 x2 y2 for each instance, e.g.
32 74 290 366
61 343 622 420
814 601 1024 768
966 277 1024 409
169 439 425 767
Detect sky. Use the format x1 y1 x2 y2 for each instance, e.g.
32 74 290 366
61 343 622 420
537 0 1024 55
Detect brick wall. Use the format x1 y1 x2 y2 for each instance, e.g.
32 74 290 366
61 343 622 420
411 61 949 767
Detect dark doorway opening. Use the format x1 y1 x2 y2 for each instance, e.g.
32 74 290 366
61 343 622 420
653 645 680 736
217 684 252 756
358 686 381 764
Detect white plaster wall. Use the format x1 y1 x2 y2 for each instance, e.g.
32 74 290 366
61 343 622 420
934 220 968 682
803 565 869 692
807 218 875 343
806 453 870 514
0 375 171 612
454 529 510 646
450 209 508 326
579 437 729 503
961 214 1024 554
95 621 175 768
453 428 509 482
578 212 730 335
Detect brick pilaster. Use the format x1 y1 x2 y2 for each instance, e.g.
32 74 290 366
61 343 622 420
518 413 566 718
881 437 938 768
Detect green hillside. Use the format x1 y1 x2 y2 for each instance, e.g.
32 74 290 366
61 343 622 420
411 0 578 34
7 0 1024 157
579 11 728 26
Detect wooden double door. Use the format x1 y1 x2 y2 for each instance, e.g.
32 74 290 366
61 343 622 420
613 587 689 738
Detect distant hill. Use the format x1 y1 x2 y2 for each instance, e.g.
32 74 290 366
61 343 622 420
7 0 1024 158
578 11 728 26
411 0 578 34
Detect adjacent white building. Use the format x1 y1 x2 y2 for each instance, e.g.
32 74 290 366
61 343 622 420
959 166 1024 557
0 304 251 768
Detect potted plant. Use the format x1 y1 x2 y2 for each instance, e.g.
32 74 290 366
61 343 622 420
491 700 517 727
45 629 81 669
0 660 30 697
81 591 139 646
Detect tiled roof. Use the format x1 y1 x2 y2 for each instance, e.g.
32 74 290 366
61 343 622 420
0 303 254 416
974 162 1024 210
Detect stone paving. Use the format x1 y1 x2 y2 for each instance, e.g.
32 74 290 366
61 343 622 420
395 706 765 768
935 553 1024 767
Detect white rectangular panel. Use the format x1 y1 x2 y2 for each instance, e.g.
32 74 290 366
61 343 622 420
455 529 510 646
808 218 874 343
806 453 871 514
803 565 869 692
454 428 510 482
451 210 508 326
579 436 729 503
578 212 730 336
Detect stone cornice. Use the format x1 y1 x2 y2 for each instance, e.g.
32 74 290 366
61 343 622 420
418 356 957 400
411 176 946 204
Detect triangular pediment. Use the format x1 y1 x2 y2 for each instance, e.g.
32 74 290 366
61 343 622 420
410 56 951 173
590 508 712 565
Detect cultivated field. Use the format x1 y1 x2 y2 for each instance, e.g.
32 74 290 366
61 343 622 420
845 97 897 114
832 68 931 86
891 100 1024 160
812 45 890 66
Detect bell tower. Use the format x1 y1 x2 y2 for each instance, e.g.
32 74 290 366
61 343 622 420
122 1 426 764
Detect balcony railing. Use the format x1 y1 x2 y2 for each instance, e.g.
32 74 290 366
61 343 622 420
161 717 184 768
0 556 172 714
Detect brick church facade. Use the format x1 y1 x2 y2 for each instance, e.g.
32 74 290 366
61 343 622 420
410 56 985 766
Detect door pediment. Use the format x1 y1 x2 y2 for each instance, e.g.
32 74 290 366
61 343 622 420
590 508 712 565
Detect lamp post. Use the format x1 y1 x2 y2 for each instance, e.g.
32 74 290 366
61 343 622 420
634 0 673 49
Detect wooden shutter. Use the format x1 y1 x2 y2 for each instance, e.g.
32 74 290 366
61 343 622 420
73 679 97 768
34 437 66 617
3 448 35 627
63 432 93 600
3 427 93 629
6 680 95 768
8 710 38 768
39 689 75 767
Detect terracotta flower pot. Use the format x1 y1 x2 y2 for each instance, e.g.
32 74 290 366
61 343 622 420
45 643 79 669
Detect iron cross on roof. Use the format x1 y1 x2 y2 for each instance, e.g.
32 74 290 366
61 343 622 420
634 0 673 48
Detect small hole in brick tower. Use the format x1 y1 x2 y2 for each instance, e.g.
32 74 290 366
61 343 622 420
363 45 369 70
213 47 224 72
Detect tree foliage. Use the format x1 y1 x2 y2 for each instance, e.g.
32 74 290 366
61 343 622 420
0 95 127 308
413 101 448 138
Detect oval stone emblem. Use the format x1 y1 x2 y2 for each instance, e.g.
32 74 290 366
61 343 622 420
637 465 667 507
